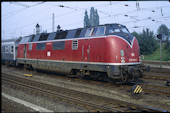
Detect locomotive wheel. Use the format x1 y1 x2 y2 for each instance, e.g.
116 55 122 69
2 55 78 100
121 74 128 83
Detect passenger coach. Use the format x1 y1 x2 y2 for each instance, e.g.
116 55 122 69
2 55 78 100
2 38 22 66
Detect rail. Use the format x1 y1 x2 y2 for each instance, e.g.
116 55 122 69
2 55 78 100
2 73 168 112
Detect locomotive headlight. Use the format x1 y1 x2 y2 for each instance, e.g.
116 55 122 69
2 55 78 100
120 49 125 63
120 49 124 56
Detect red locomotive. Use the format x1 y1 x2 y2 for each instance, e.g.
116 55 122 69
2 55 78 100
16 23 149 83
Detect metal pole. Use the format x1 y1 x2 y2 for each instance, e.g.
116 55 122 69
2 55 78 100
160 39 162 69
52 13 55 32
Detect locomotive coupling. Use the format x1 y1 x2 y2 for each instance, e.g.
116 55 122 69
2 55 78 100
127 64 150 80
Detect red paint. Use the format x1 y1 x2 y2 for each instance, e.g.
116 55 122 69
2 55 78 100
17 35 140 64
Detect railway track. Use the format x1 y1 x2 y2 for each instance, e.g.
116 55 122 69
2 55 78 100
144 74 170 81
2 73 167 112
2 66 170 96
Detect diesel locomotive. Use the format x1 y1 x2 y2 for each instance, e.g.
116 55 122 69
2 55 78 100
1 23 150 83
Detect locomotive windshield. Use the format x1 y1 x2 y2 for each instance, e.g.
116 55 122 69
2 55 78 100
107 24 134 45
121 26 129 34
108 24 129 34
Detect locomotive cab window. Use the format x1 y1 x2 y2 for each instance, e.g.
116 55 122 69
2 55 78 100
121 26 129 33
96 26 105 36
91 28 98 36
109 28 121 34
85 28 93 37
36 43 46 50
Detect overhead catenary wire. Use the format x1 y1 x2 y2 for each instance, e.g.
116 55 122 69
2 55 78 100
2 1 170 39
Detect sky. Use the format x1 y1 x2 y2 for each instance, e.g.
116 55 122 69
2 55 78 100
1 1 170 40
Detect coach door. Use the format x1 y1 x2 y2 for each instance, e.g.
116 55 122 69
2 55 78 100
24 44 27 58
82 39 90 62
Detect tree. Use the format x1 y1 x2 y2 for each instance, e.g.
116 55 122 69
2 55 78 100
83 7 99 27
157 24 169 41
132 28 158 55
90 7 95 26
94 9 99 26
84 10 90 27
157 25 170 61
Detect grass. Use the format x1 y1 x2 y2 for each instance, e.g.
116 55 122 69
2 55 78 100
143 43 168 61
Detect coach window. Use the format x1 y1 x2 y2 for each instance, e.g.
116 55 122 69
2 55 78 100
36 43 46 50
5 46 8 53
29 44 32 51
2 46 5 53
11 46 14 53
53 41 65 50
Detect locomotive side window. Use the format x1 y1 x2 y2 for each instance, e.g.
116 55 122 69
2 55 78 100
74 29 81 38
66 30 76 39
29 35 35 42
29 44 32 51
55 32 62 39
47 33 56 40
60 31 68 39
38 34 49 41
72 40 78 50
36 43 46 50
79 28 87 38
33 35 40 42
53 41 65 50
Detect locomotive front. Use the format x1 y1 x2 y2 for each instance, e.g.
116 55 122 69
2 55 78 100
105 24 149 83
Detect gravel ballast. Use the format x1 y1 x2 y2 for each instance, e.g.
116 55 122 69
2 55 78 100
2 65 170 112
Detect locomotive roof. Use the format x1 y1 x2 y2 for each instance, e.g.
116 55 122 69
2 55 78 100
18 23 126 44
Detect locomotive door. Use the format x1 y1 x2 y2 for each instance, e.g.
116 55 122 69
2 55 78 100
82 39 90 62
46 42 52 58
24 44 27 58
